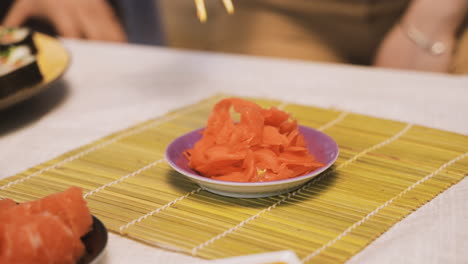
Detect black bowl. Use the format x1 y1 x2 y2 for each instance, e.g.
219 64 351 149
78 216 108 264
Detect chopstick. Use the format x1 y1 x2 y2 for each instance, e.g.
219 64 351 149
222 0 235 14
195 0 234 23
195 0 207 23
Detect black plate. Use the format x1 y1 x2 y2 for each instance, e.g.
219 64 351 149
78 216 108 264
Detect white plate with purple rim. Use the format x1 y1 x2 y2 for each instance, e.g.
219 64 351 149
165 125 339 198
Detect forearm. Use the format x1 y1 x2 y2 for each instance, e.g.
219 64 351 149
402 0 467 37
374 0 468 72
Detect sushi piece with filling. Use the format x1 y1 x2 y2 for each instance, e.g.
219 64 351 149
0 27 37 54
0 45 43 98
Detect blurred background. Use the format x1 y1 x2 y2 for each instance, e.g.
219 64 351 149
1 0 467 74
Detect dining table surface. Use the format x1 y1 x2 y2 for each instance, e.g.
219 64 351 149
0 38 467 264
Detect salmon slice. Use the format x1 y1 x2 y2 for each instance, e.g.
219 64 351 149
0 198 16 211
22 186 92 237
0 187 92 263
0 208 85 264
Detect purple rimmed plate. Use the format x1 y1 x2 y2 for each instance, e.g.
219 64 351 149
165 125 339 198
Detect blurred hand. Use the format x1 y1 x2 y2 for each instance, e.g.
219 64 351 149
374 26 454 72
374 0 467 72
2 0 127 42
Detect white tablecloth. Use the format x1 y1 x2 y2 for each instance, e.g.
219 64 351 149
1 39 467 264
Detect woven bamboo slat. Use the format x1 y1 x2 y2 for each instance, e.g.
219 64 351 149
1 95 466 263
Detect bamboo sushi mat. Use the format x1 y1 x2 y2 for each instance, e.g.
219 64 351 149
1 95 467 263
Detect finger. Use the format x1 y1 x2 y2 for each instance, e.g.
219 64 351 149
2 0 31 26
48 6 82 39
76 0 126 42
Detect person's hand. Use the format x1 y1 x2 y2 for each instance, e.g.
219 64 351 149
374 25 455 72
2 0 127 42
374 0 468 72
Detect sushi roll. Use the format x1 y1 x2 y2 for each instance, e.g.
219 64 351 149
0 45 43 98
0 27 37 54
